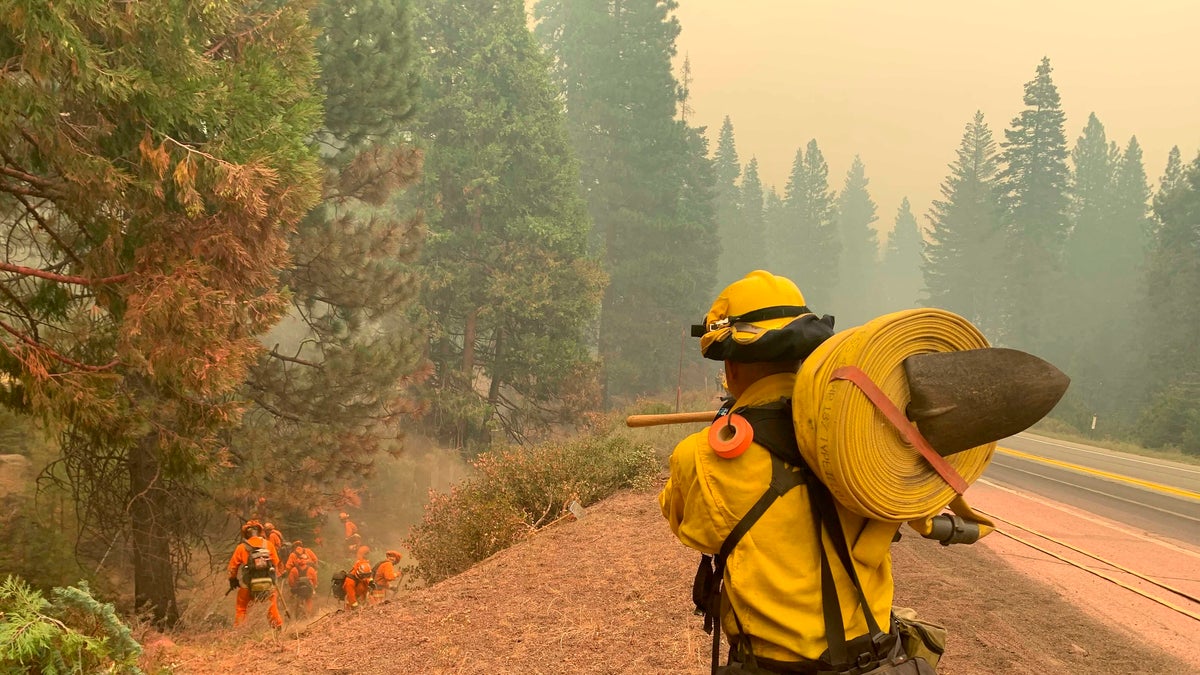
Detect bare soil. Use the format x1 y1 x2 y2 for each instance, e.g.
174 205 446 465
163 479 1195 674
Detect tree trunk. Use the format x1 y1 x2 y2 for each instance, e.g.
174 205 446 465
130 433 179 627
487 326 504 406
463 307 478 378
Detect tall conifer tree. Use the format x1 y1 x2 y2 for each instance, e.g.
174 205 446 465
776 140 839 308
833 156 880 326
234 0 427 517
998 57 1070 354
880 198 924 311
726 157 766 281
1058 116 1148 426
414 0 604 446
763 187 786 273
923 111 1005 336
1137 149 1200 449
713 117 742 286
536 0 718 400
0 0 322 623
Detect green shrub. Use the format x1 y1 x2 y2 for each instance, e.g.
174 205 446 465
405 433 658 583
0 576 142 674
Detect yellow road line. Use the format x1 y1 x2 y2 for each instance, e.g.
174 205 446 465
997 446 1200 501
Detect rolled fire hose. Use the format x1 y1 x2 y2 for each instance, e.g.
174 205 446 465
792 308 996 538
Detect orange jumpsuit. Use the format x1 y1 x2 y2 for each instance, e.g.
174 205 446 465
343 519 358 540
286 546 319 571
267 528 284 554
227 536 282 628
287 558 319 617
343 558 373 609
370 557 401 601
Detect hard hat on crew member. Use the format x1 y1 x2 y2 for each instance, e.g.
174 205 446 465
692 270 835 363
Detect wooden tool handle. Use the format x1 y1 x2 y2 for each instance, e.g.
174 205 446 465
624 410 720 428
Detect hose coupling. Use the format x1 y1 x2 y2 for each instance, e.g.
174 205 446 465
926 514 981 546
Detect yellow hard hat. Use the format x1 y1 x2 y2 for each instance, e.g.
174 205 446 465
692 270 834 362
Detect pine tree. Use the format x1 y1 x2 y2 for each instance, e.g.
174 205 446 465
880 197 924 311
1057 115 1148 427
231 0 427 515
923 111 1005 336
775 140 839 309
713 117 742 286
414 0 604 448
997 57 1070 354
1151 146 1185 240
832 156 880 326
725 157 766 282
1137 149 1200 450
763 187 786 274
0 0 322 624
536 0 719 400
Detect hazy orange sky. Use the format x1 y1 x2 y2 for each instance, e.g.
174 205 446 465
670 1 1200 237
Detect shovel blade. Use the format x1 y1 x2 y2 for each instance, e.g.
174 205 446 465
903 348 1070 456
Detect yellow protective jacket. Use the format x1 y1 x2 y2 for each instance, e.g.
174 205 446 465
659 372 900 663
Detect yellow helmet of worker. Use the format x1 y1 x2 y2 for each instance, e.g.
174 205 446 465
692 270 835 362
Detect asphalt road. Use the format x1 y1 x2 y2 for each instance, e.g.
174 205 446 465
984 433 1200 547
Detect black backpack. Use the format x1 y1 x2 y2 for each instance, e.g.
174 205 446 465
291 576 315 599
331 570 348 600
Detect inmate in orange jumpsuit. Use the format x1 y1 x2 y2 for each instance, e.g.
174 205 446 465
339 512 358 550
226 521 282 628
343 546 373 609
370 551 403 601
265 522 285 554
287 554 319 617
285 543 319 572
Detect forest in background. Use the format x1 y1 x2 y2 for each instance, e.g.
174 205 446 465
0 0 1198 644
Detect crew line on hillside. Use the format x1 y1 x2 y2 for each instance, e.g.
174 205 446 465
974 508 1200 623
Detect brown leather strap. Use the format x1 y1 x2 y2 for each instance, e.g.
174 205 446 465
831 366 967 495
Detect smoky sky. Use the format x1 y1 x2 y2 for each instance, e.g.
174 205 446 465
672 0 1200 237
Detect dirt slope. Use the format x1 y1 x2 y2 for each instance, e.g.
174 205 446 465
173 481 1192 674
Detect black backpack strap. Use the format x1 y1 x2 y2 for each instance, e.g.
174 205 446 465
803 468 891 671
701 452 807 675
693 400 894 673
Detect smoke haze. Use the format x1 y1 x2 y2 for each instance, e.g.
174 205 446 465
673 0 1200 234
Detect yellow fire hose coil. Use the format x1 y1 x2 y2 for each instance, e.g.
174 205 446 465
793 308 995 528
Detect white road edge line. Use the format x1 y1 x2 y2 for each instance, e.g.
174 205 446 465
1016 433 1200 476
978 476 1200 561
990 461 1200 524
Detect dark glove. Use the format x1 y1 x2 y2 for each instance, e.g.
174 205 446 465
229 577 239 591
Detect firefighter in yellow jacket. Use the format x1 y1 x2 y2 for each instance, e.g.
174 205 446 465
660 271 921 674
